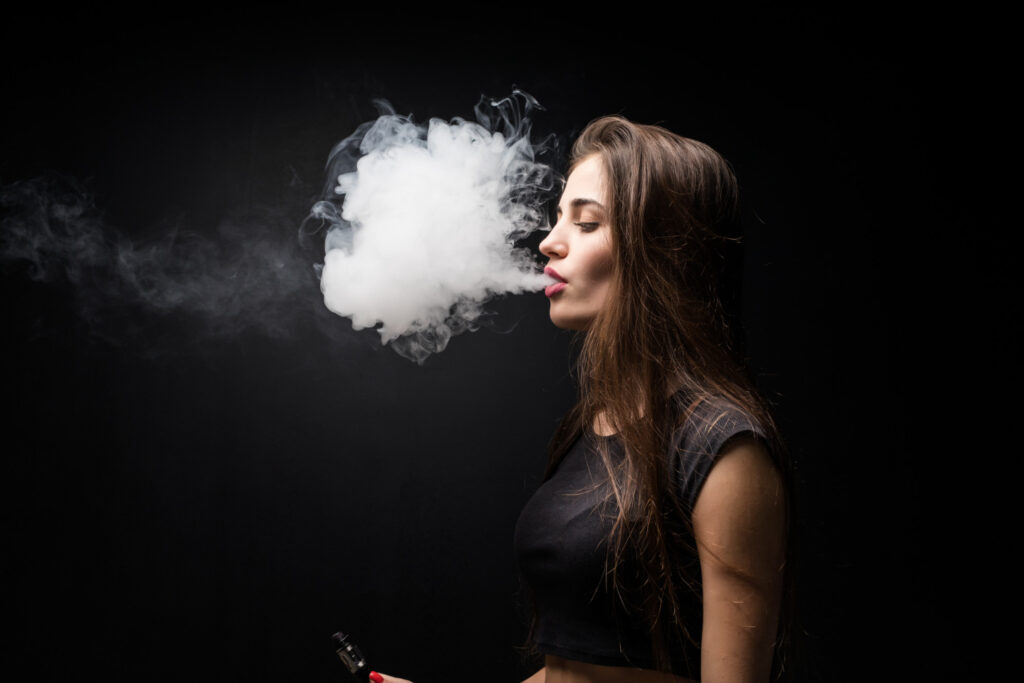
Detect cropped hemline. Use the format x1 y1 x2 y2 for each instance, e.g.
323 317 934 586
533 640 659 671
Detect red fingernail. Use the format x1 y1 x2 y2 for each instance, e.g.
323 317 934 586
369 672 383 683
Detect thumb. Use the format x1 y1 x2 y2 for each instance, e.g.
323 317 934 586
370 672 414 683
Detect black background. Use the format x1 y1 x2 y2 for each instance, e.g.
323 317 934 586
1 8 1010 682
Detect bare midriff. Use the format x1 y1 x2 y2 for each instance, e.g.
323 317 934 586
543 656 695 683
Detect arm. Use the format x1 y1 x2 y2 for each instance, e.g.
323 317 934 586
692 434 787 683
521 667 546 683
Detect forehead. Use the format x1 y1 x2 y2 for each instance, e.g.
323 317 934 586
561 154 607 204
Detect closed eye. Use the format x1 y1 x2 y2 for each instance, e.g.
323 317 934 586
575 222 600 232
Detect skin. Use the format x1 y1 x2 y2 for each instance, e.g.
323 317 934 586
376 154 787 683
537 154 615 331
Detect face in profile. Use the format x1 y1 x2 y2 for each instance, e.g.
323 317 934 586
538 154 615 331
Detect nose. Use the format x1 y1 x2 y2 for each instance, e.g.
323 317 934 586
539 222 567 260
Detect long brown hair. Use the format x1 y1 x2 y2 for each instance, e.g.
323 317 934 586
541 116 795 677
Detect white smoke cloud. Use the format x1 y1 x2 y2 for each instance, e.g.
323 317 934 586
308 90 558 363
1 91 558 362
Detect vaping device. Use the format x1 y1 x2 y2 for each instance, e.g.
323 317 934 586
332 631 371 681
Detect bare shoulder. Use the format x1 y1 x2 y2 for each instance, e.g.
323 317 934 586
700 433 784 512
692 433 787 580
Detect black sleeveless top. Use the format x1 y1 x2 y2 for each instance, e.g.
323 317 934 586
513 399 767 676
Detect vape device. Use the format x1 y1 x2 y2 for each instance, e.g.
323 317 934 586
332 631 371 681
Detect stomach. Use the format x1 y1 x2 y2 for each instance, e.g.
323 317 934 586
544 655 696 683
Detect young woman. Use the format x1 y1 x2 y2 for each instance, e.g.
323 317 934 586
374 116 793 683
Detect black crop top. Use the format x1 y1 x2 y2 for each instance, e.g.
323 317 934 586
513 399 767 677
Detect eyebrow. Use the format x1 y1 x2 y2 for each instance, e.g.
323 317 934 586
556 198 607 214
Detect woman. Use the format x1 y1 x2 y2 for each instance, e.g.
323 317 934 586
374 116 793 683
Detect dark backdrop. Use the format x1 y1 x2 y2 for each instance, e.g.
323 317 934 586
1 9 1008 682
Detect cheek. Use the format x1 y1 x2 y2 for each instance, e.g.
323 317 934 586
586 246 615 285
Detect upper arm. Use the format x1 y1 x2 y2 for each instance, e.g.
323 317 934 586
692 433 786 683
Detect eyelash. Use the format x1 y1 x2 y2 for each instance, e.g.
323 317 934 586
575 222 600 232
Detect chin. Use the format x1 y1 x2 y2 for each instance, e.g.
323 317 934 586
548 310 593 332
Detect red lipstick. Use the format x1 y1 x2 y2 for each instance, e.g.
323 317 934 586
544 266 567 297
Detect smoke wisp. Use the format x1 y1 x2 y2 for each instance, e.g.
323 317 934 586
307 90 558 364
1 91 559 363
0 174 324 350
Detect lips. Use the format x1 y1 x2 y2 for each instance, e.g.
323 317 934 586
543 266 567 297
544 266 566 283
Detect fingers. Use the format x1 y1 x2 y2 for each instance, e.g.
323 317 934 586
371 672 414 683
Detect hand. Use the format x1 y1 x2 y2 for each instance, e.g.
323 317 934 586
370 672 414 683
